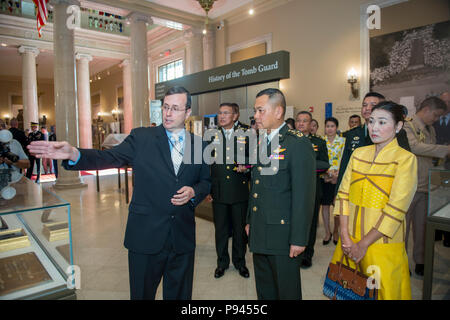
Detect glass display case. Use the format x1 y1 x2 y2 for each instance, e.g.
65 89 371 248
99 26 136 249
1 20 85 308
0 171 75 300
428 168 450 220
423 168 450 300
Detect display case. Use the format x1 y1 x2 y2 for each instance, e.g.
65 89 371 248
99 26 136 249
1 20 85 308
423 168 450 300
0 171 75 300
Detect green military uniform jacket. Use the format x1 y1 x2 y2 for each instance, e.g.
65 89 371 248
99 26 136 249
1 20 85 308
210 123 250 204
336 124 411 192
305 134 329 200
246 124 316 255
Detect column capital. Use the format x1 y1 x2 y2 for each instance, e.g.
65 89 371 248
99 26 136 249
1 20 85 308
183 28 204 40
119 59 130 67
75 52 93 62
128 12 153 25
18 46 39 57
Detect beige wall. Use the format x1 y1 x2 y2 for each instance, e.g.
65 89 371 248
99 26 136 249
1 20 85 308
220 0 367 135
370 0 450 37
89 70 123 123
0 78 55 126
230 42 266 63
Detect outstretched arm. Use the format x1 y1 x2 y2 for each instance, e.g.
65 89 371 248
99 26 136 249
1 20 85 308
27 141 80 162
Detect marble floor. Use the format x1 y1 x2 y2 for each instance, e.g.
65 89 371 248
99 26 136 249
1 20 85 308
42 172 450 300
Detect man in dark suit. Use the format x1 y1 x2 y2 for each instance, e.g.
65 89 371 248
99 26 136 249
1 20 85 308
28 86 211 300
336 92 410 192
210 103 250 279
246 88 316 300
9 118 28 151
295 111 329 268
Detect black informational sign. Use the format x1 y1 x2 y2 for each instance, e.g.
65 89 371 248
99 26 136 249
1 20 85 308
155 51 290 99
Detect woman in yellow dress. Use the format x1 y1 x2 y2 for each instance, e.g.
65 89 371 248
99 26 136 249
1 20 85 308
330 101 418 300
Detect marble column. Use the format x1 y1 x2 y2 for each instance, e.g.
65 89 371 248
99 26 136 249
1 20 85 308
76 53 93 149
202 28 215 71
119 59 132 134
184 28 204 75
130 13 151 128
51 0 85 189
18 46 39 131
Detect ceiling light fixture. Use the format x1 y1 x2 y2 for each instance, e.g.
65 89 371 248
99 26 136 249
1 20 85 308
249 8 254 15
196 0 217 33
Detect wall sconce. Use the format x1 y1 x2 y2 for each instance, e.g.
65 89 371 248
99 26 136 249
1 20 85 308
347 68 359 99
4 114 10 126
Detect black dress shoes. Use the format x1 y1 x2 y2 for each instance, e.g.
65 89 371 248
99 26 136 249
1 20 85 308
415 264 424 276
238 266 250 278
214 267 227 279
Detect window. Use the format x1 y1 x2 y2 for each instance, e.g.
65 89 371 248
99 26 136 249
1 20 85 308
158 59 183 83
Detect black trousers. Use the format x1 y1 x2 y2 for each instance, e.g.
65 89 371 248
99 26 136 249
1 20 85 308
253 253 302 300
128 233 195 300
212 201 248 269
26 156 40 181
304 195 320 260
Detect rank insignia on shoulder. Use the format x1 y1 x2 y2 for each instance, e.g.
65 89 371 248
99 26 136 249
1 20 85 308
287 129 303 138
273 145 286 154
353 136 359 141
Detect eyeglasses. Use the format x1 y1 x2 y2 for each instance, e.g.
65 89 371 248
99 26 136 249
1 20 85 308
218 111 235 116
162 105 187 113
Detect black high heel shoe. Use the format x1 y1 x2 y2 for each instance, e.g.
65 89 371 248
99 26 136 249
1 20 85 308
333 233 339 245
323 232 332 245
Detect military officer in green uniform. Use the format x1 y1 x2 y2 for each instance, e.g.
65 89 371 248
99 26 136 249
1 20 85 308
245 88 316 300
295 111 329 268
210 103 250 279
336 92 411 191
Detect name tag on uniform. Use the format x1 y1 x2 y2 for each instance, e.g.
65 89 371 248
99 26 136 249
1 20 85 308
237 137 246 144
270 154 285 160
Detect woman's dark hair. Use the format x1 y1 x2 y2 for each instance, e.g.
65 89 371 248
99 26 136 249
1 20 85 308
325 117 339 128
371 101 408 124
311 119 319 127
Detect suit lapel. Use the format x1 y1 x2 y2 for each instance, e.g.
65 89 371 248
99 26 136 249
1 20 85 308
156 125 176 176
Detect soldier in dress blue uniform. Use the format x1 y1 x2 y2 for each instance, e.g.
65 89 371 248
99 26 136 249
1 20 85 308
25 122 44 183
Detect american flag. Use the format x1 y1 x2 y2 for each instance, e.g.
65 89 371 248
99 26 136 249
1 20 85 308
33 0 49 37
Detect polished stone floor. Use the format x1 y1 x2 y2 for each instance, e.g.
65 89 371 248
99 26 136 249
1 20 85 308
42 172 450 300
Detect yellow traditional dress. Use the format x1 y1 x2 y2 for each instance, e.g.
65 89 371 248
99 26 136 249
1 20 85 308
331 138 418 300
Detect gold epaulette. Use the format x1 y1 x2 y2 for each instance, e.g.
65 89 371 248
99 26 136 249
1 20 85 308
287 129 304 138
